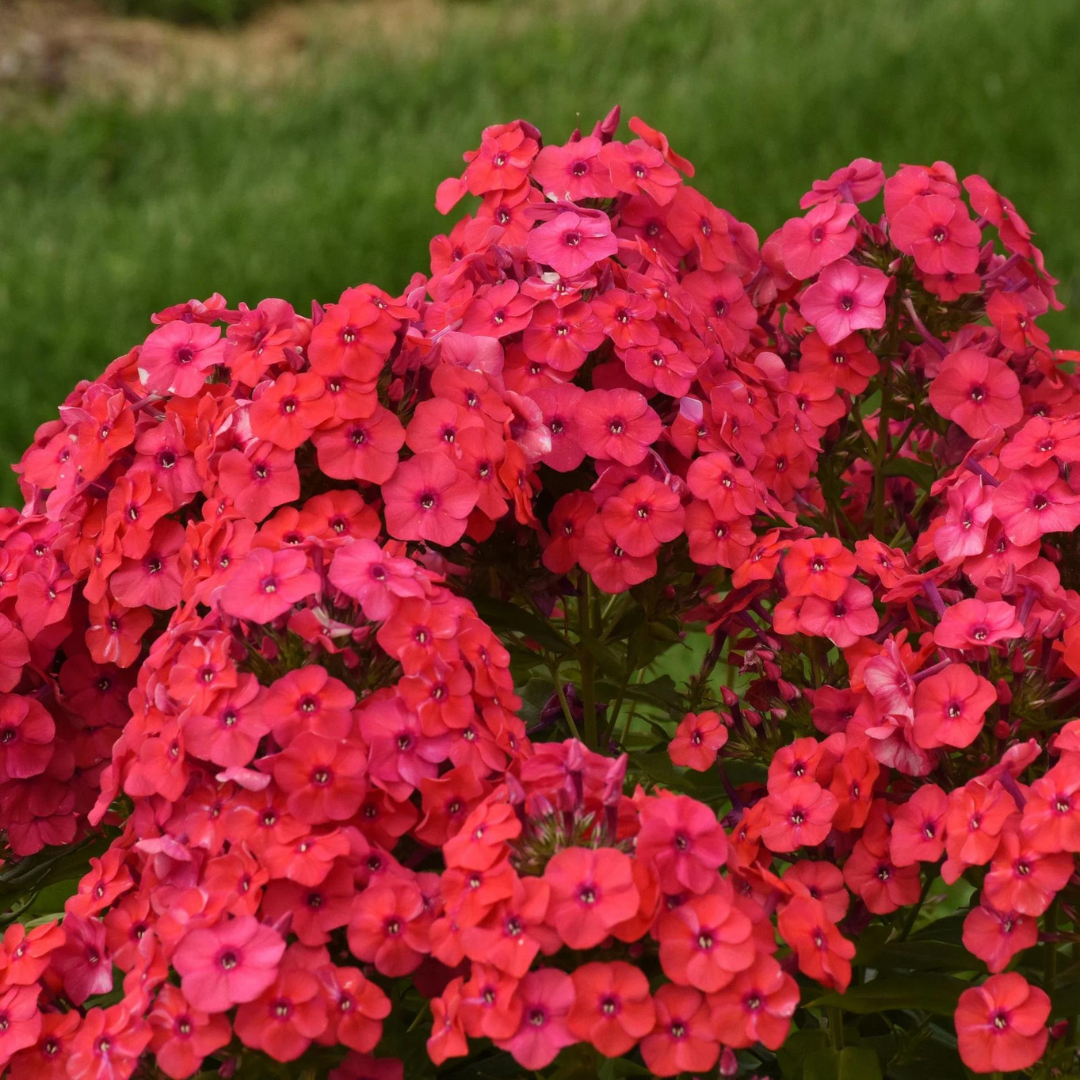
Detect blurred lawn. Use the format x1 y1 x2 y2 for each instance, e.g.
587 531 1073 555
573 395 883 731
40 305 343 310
1 0 1078 503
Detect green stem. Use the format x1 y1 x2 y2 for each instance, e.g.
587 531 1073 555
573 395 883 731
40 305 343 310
827 1005 845 1051
1046 898 1059 990
899 874 933 941
579 576 598 750
547 663 582 742
873 365 892 539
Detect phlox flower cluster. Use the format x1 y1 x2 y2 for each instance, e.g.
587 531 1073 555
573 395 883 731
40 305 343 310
0 106 1075 1077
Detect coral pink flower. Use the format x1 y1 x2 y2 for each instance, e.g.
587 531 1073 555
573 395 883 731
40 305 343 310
110 519 185 609
329 539 427 622
983 831 1073 916
494 968 576 1069
658 888 755 992
319 966 390 1053
962 905 1038 974
218 444 300 523
843 836 921 914
53 915 112 1006
250 371 333 450
1021 755 1080 853
0 694 54 781
890 194 982 275
684 502 755 568
347 880 429 977
801 157 884 207
530 383 587 472
308 287 398 382
592 288 659 350
68 1004 151 1080
799 259 888 346
272 732 367 823
183 674 269 767
544 846 640 949
799 329 880 394
578 516 657 594
382 453 478 546
1001 415 1080 470
993 462 1080 545
955 973 1049 1074
669 711 728 771
783 538 856 601
913 663 996 749
264 666 356 744
532 136 616 200
636 794 728 893
934 476 995 562
797 578 879 648
148 984 231 1080
173 917 286 1013
708 954 799 1050
683 269 757 353
568 961 655 1058
233 966 328 1062
761 781 838 852
522 301 604 373
459 876 549 978
599 476 685 557
600 139 681 204
890 783 948 866
783 861 850 923
313 407 406 485
935 598 1023 651
620 336 698 396
577 389 661 466
928 350 1022 438
220 548 320 623
640 985 718 1077
780 198 857 279
526 209 619 277
138 321 223 397
0 985 42 1060
777 895 855 992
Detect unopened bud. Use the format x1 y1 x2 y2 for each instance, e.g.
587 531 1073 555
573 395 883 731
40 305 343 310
720 1047 739 1077
777 679 800 702
996 679 1013 706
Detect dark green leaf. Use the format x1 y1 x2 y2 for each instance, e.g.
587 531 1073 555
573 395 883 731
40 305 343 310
809 975 968 1016
778 1029 831 1078
470 596 571 656
882 456 936 492
872 940 979 973
1050 980 1080 1019
804 1046 883 1080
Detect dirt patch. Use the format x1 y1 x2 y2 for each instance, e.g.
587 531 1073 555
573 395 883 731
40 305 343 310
0 0 464 118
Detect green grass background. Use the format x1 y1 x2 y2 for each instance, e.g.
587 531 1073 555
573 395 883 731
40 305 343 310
1 0 1077 503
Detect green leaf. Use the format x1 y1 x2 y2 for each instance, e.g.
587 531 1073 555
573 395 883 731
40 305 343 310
0 831 115 924
908 912 968 945
804 1046 883 1080
809 975 968 1016
517 676 556 727
872 940 979 973
778 1029 831 1078
882 456 936 492
469 596 571 656
1050 980 1080 1019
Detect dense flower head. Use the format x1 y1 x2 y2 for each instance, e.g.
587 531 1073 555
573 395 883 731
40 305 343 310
0 108 1077 1079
